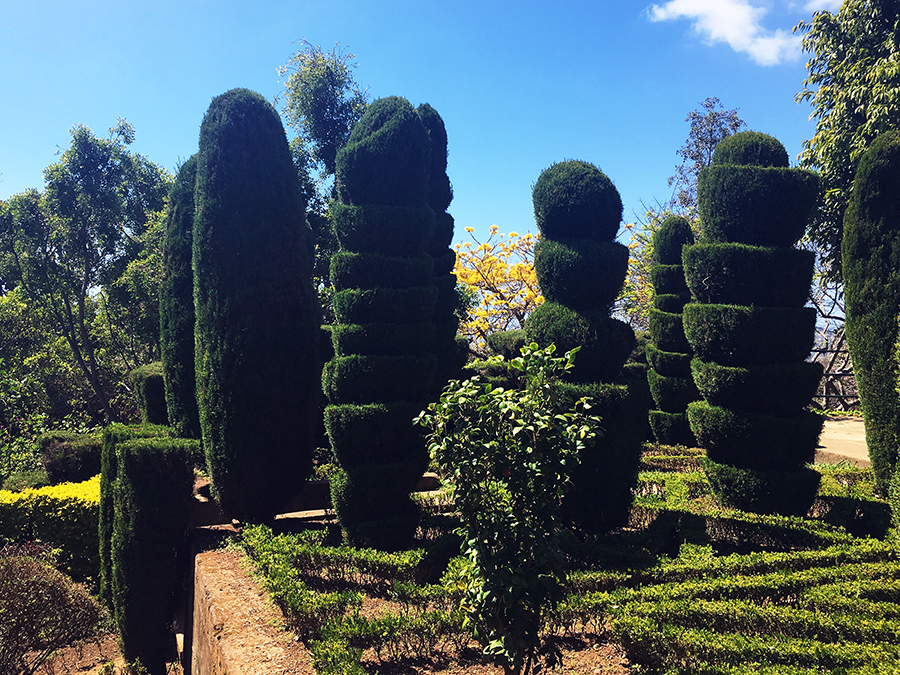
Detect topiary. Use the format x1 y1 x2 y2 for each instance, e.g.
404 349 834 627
159 155 200 440
193 88 320 522
129 362 167 426
532 160 623 241
39 430 102 485
842 130 900 494
710 130 789 168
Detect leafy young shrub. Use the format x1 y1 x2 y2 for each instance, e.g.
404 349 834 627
417 344 603 675
0 556 103 675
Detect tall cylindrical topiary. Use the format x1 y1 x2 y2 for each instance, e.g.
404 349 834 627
647 215 698 446
417 103 462 394
193 88 320 522
842 130 900 495
525 160 642 533
324 96 436 550
685 131 823 515
160 155 201 440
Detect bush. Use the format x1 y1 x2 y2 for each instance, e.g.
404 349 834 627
532 160 623 240
111 437 195 674
703 459 821 516
322 354 437 404
0 556 103 675
330 251 433 290
653 292 691 313
683 304 817 367
417 103 453 213
842 130 900 494
336 96 432 208
648 308 690 353
652 214 694 265
650 264 689 295
39 430 102 485
193 88 320 521
648 411 696 448
486 329 527 360
129 362 167 426
711 130 790 168
330 322 434 356
331 204 436 256
332 286 438 325
324 403 426 467
159 155 201 440
534 238 629 310
645 343 693 378
648 370 699 413
698 165 820 247
683 243 815 307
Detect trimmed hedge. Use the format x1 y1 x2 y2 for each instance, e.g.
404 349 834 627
650 264 689 295
417 102 453 214
129 362 167 426
330 251 433 290
647 370 700 413
691 358 823 416
842 130 900 494
331 204 436 256
697 165 820 247
683 244 814 307
645 343 693 378
687 402 822 471
330 322 434 356
193 88 320 521
324 403 426 468
702 459 821 517
648 308 690 353
322 354 437 405
332 286 438 325
159 155 200 440
653 292 691 313
486 329 527 360
533 238 629 310
682 304 817 366
711 130 790 168
111 436 195 674
652 214 694 265
39 430 102 485
648 411 696 448
532 160 623 241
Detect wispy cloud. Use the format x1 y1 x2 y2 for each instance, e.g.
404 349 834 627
648 0 802 66
803 0 841 12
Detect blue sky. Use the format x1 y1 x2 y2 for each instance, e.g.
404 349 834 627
0 0 841 246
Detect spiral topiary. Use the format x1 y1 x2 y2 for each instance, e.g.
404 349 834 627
647 215 698 446
685 131 823 515
193 88 321 522
325 96 436 550
525 160 641 533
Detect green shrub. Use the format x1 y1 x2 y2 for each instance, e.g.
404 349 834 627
330 251 433 290
687 402 822 471
648 370 699 413
324 403 426 468
842 130 900 494
0 556 103 675
1 468 48 491
703 459 821 516
336 96 431 208
322 354 436 404
711 130 790 168
39 430 102 485
332 286 437 325
648 411 696 448
683 304 817 367
331 203 436 256
646 343 693 378
532 160 622 240
533 238 629 310
691 358 823 416
330 322 434 356
111 437 194 675
417 103 453 214
129 362 167 426
653 292 691 313
486 329 527 359
683 243 814 307
193 88 320 521
648 308 691 353
159 155 201 440
650 264 689 295
652 214 694 265
698 166 820 247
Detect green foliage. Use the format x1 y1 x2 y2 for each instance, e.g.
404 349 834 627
653 292 691 313
646 343 693 378
697 165 821 247
417 103 453 213
650 264 689 295
324 402 425 467
194 88 320 521
323 354 436 404
39 430 102 485
532 160 622 241
331 203 436 256
330 251 433 290
533 238 629 310
703 458 821 516
683 304 817 367
683 243 815 306
128 362 167 426
159 155 200 440
648 411 696 448
647 370 699 413
648 308 691 353
711 130 789 168
417 344 603 675
111 436 195 674
651 214 694 265
0 555 103 675
487 329 527 360
842 130 900 494
332 286 438 325
330 322 434 356
795 0 900 280
336 96 431 208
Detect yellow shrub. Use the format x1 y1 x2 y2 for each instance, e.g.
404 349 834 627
0 475 100 582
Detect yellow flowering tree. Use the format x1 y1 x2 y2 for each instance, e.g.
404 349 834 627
454 226 543 355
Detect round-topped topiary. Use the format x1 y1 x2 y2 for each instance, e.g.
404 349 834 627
532 160 623 241
711 130 789 168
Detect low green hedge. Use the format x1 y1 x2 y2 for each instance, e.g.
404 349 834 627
330 251 433 291
697 165 820 247
332 286 438 325
322 354 436 404
688 402 822 471
330 322 434 356
486 329 527 359
39 431 103 485
129 362 168 426
648 411 697 447
691 358 823 416
683 304 817 367
703 458 821 516
534 238 629 310
331 204 435 256
683 244 815 307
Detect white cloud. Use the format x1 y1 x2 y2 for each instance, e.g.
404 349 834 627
648 0 802 66
803 0 842 12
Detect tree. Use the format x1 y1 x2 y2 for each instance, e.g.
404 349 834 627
0 121 170 423
453 227 543 355
795 0 900 281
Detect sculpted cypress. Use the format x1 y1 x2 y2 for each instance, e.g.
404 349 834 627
193 88 320 521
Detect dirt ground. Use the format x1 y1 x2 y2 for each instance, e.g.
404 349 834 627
815 415 869 466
